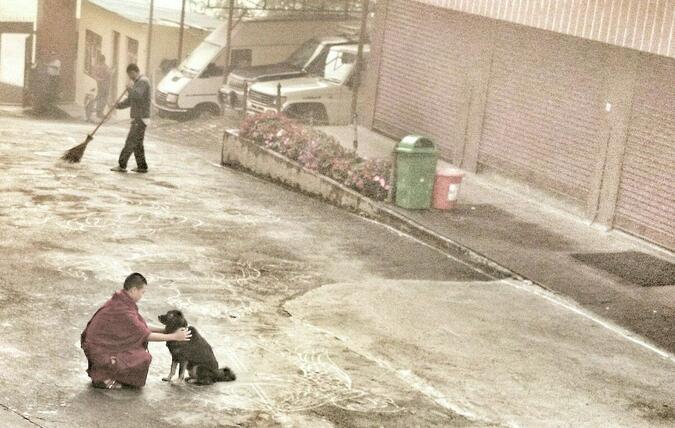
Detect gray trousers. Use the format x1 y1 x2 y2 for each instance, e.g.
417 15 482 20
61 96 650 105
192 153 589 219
119 119 148 170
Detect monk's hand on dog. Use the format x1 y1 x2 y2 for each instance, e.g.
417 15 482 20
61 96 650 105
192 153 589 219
172 327 192 342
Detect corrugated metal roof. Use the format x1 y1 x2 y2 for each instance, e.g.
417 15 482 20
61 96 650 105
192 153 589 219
87 0 222 30
413 0 675 58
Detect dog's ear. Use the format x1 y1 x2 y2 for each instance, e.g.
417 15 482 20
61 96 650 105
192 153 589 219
176 311 188 327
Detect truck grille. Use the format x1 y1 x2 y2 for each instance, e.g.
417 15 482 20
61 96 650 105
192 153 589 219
155 91 168 105
248 90 275 106
228 76 247 91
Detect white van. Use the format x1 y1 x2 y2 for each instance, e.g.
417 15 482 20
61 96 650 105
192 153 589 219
154 17 356 119
247 44 370 126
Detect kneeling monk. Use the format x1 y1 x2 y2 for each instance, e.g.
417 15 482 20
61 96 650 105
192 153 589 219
81 272 191 389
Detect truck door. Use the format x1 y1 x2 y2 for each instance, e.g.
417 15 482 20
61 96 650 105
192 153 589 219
325 49 357 125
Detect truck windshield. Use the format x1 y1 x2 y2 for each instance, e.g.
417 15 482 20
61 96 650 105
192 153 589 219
285 38 321 69
322 50 356 84
179 41 222 77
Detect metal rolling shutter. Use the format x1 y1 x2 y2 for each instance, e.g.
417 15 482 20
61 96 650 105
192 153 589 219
614 55 675 250
478 25 605 205
373 0 471 161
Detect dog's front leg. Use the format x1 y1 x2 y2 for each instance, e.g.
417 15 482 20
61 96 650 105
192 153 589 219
162 360 178 382
178 362 187 381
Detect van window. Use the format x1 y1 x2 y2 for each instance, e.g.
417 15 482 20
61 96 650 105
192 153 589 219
180 41 221 77
323 50 356 84
285 38 321 69
200 62 224 78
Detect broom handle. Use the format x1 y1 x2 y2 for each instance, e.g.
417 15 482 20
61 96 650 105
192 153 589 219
89 88 129 137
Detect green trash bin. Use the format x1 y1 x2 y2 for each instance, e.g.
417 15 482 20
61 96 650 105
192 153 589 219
395 136 438 209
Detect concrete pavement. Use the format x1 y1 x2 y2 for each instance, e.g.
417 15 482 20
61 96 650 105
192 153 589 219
287 279 675 427
0 116 482 427
0 115 673 427
320 126 675 353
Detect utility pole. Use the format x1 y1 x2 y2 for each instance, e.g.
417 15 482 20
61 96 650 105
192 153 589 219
145 0 155 74
177 0 187 61
224 0 235 73
350 0 369 151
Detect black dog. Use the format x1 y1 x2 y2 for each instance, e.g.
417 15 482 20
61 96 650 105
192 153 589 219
158 310 236 385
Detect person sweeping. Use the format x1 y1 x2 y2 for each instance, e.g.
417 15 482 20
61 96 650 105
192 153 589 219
110 64 151 174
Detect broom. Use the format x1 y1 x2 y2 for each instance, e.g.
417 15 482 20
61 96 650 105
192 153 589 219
61 88 129 163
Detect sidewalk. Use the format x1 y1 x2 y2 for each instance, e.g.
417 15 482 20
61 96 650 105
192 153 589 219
320 126 675 354
0 102 79 121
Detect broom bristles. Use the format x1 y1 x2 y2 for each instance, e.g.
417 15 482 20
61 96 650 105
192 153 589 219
61 135 93 163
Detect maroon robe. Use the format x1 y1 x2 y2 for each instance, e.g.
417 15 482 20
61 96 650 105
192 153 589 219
81 290 152 387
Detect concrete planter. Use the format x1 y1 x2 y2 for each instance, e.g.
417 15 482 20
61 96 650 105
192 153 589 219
221 129 381 216
220 128 514 281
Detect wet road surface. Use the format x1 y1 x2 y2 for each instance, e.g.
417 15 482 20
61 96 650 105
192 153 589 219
0 116 673 427
0 117 485 427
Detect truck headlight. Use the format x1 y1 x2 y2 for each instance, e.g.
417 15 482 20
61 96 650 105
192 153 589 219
166 93 178 103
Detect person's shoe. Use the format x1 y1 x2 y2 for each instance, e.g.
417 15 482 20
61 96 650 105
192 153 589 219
110 166 127 173
131 168 148 174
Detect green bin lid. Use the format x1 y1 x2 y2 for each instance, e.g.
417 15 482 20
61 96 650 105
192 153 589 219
396 135 436 154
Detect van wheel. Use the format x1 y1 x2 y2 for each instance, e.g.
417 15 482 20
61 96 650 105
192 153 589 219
192 103 220 120
285 104 328 126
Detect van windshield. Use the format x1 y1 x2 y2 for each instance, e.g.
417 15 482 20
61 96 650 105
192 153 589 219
285 38 321 69
322 50 356 84
179 41 221 77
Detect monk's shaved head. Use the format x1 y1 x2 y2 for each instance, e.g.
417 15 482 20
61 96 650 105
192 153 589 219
124 273 147 290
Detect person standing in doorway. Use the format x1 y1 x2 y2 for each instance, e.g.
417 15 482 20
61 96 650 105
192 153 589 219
111 64 151 174
93 54 112 118
45 50 61 107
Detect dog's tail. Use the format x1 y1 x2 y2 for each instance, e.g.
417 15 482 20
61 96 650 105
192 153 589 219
215 367 236 382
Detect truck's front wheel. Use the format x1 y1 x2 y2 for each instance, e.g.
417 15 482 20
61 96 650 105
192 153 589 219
192 103 221 120
285 104 328 126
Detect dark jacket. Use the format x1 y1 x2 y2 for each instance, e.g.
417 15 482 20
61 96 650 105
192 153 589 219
117 75 151 119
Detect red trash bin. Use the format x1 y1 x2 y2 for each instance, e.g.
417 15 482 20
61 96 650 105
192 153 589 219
432 168 465 209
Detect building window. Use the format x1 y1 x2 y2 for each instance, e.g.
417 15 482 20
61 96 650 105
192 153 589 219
230 49 252 69
127 37 139 66
84 30 102 76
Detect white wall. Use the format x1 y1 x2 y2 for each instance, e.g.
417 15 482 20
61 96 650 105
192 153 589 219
0 0 38 22
0 34 29 86
76 1 207 111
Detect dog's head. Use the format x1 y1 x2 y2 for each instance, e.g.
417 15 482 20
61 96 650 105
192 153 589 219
158 310 188 333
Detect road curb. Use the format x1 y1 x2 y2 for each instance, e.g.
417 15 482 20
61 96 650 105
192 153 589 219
221 130 539 284
371 203 519 280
